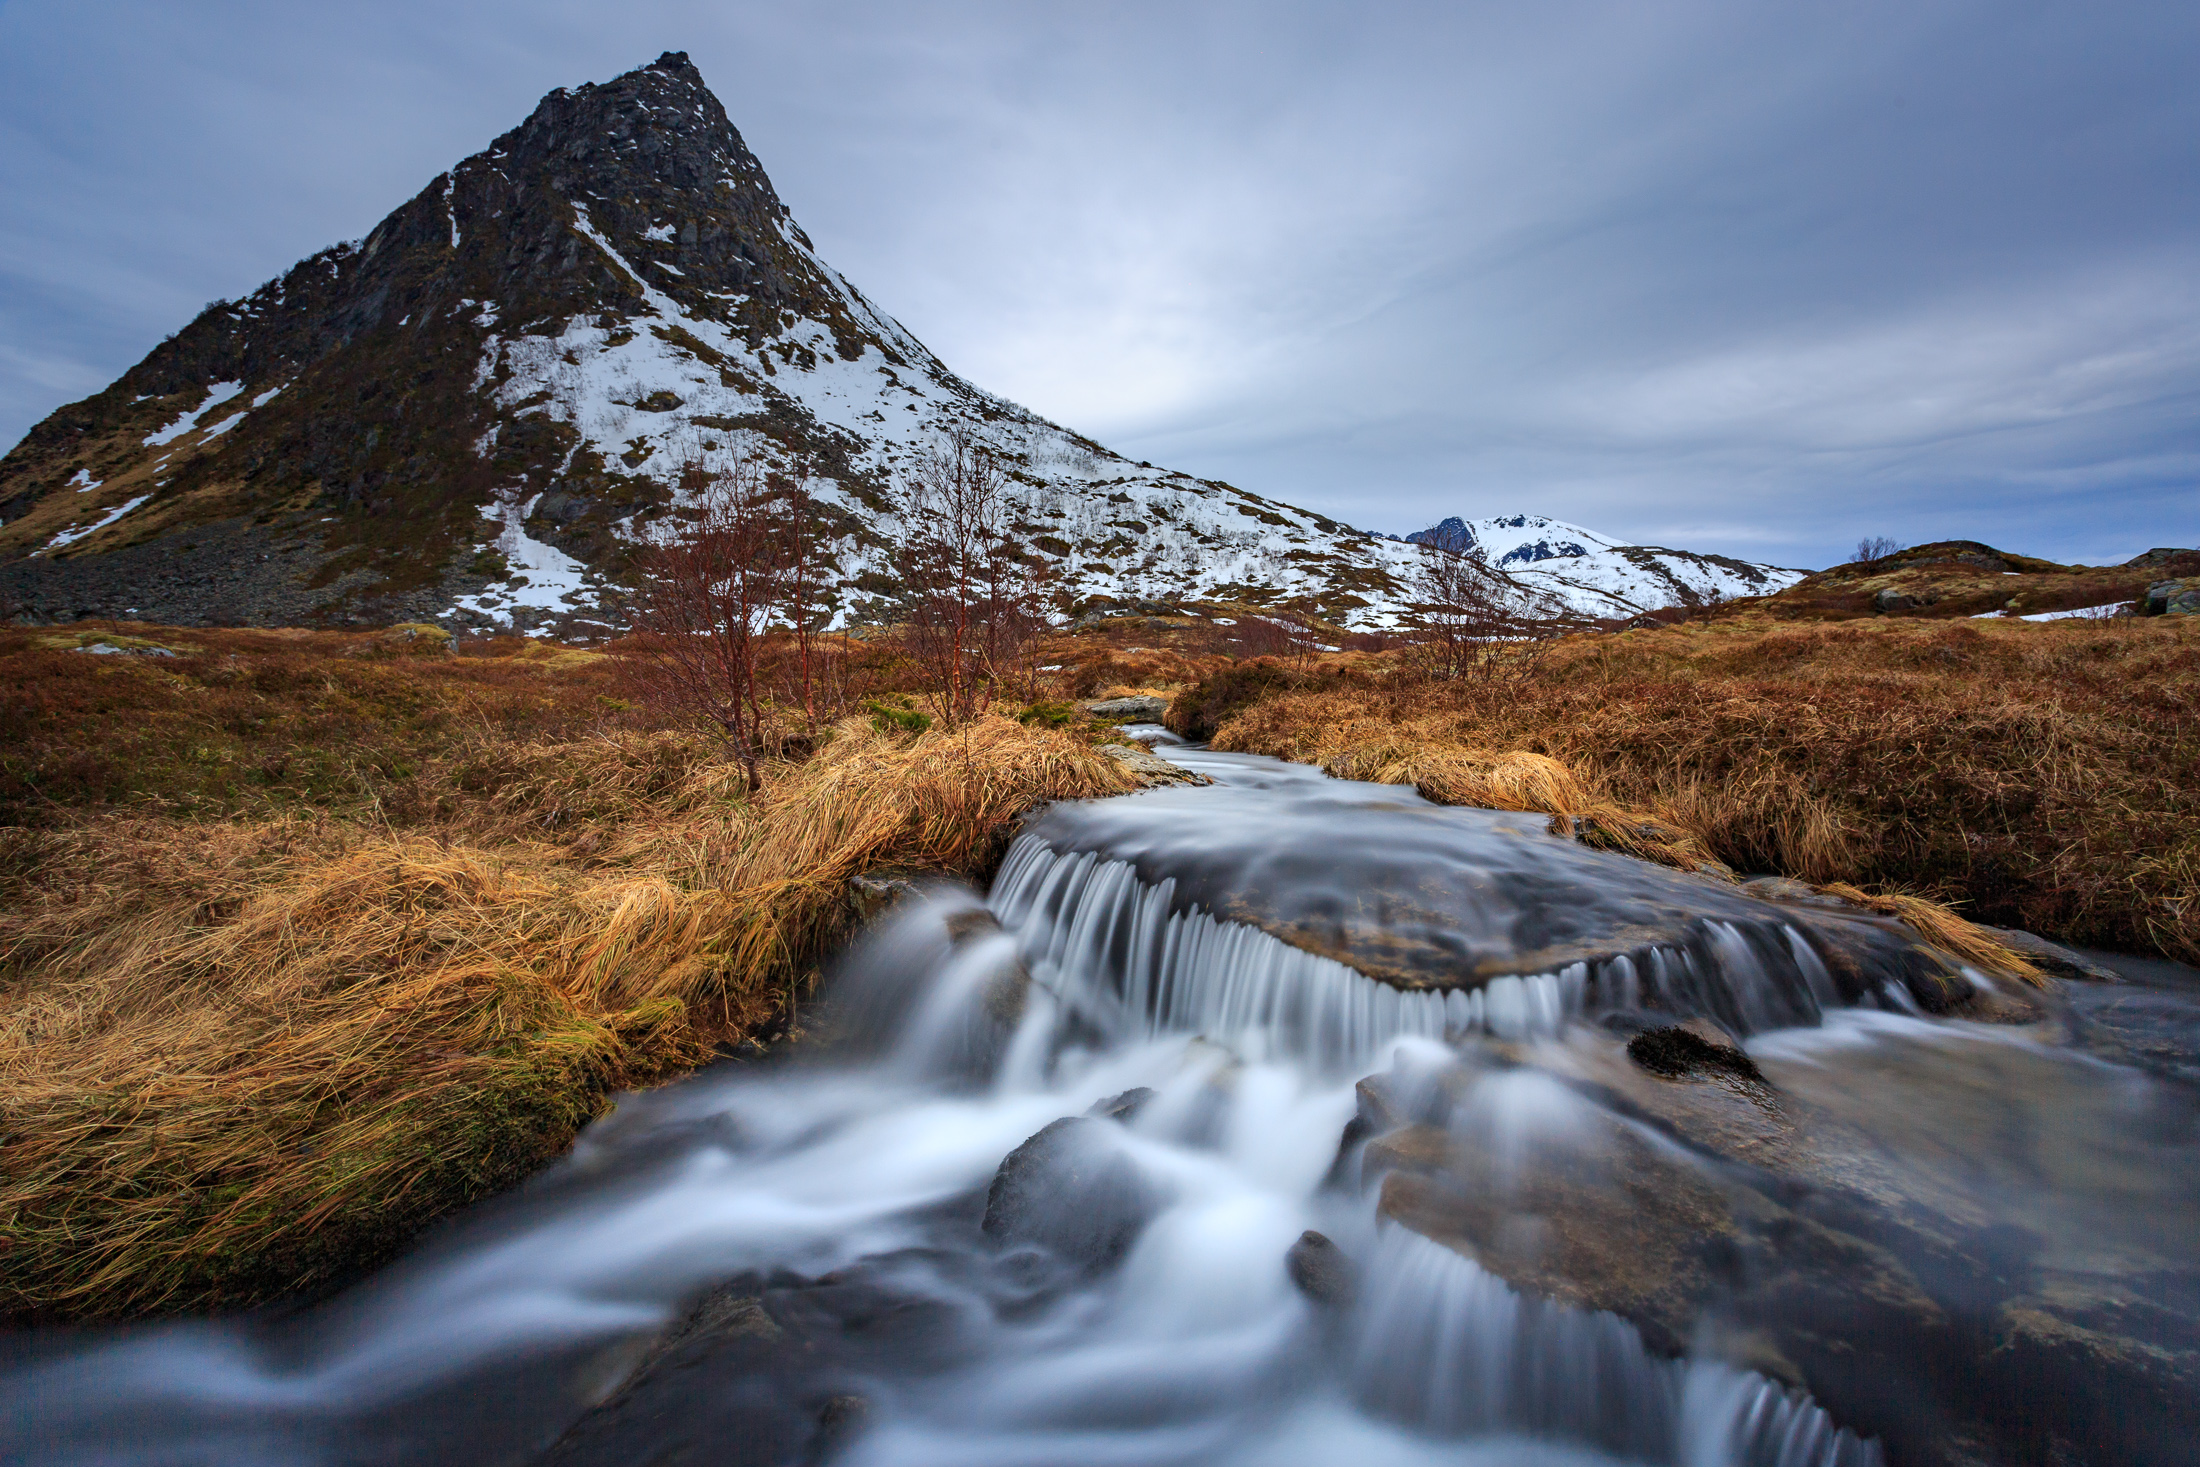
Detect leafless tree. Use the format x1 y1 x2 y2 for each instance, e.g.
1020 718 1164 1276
778 463 822 731
1405 542 1569 681
629 448 784 791
1854 535 1904 564
897 427 1020 724
1218 613 1317 667
978 541 1054 702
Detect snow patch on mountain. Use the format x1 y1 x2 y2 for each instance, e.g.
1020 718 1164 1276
1406 514 1806 616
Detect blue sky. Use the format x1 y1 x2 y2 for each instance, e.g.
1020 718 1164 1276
2 0 2194 567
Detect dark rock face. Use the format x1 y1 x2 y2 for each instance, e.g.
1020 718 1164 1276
2145 577 2200 616
981 1116 1163 1275
1496 538 1589 565
1406 516 1479 555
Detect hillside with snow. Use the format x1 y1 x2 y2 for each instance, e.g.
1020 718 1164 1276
0 52 1801 638
0 52 1426 636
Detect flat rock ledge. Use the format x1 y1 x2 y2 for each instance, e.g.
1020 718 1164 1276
1081 694 1171 721
1098 741 1210 788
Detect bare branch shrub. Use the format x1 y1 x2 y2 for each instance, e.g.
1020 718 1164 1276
1405 543 1569 681
627 449 784 791
777 463 823 731
1854 535 1905 564
896 428 1033 724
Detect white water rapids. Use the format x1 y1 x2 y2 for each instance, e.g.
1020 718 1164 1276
16 743 2195 1467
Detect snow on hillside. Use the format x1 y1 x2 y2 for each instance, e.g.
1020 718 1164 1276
1405 514 1805 616
465 200 1427 628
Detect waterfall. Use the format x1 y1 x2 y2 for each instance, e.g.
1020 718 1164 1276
1352 1228 1878 1467
990 835 1893 1068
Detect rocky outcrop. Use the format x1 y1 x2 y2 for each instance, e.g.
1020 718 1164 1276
1751 540 2200 624
2145 578 2199 616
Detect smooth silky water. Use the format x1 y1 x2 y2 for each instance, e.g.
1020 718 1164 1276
6 745 2196 1467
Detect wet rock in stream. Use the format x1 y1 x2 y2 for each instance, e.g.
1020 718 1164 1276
1351 1032 2200 1467
1285 1229 1357 1310
982 1114 1164 1275
538 1264 961 1467
1014 786 2018 1032
1625 1018 1766 1083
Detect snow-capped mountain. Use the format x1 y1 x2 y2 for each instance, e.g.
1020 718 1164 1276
0 51 1425 635
1404 514 1805 617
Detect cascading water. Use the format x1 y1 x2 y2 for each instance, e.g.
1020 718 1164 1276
7 745 2197 1467
987 834 1893 1064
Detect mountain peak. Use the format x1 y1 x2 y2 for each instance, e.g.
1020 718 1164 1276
0 54 1428 636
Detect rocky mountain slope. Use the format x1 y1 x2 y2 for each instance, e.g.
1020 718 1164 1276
0 52 1435 637
1404 514 1806 617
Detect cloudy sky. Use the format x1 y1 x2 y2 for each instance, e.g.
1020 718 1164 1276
3 1 2194 567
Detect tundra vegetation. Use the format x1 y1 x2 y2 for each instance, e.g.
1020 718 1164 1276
2 522 2191 1323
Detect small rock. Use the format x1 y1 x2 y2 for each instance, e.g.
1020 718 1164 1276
1098 741 1210 788
847 869 922 923
815 1393 869 1452
1082 694 1170 720
1285 1230 1357 1309
1087 1087 1155 1121
1626 1020 1765 1083
982 1117 1163 1275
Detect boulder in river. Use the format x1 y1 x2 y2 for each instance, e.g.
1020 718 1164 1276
1285 1229 1357 1310
982 1116 1164 1275
1096 740 1210 787
1016 778 2010 1031
1082 694 1172 721
537 1266 960 1467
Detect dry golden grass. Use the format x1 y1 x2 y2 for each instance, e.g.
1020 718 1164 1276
0 710 1130 1320
1201 617 2200 970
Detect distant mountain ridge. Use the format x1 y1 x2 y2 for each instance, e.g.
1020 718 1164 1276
1403 514 1807 616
